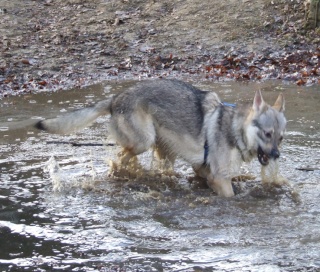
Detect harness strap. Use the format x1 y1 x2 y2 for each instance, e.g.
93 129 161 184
221 102 236 108
203 139 209 165
202 101 236 165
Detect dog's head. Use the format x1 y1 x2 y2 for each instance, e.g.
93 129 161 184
250 90 286 166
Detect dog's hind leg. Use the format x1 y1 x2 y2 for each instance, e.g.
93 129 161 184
118 148 137 165
116 139 153 171
153 142 176 171
151 144 176 174
111 111 156 169
207 174 235 197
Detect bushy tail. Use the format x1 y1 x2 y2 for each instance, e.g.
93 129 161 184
35 99 112 134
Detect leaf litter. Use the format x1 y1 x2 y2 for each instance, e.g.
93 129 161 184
0 0 319 98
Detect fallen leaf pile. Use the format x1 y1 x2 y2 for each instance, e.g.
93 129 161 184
203 48 320 85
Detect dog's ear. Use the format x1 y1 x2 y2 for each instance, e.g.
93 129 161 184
253 90 266 112
273 93 285 112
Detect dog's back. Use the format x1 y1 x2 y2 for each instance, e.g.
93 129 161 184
110 79 218 138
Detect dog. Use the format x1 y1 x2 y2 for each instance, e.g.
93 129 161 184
35 79 286 197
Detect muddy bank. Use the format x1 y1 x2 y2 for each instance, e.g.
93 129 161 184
0 0 319 97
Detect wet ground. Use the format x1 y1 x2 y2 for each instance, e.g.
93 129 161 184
0 80 319 271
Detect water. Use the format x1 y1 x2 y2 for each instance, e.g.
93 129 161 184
0 81 319 271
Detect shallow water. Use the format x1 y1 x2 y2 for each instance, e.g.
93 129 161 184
0 81 319 271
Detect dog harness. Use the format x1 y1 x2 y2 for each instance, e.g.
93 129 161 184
203 102 236 165
221 102 236 108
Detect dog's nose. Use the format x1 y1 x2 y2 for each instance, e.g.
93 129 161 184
271 148 280 159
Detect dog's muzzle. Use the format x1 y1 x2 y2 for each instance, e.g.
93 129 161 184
257 146 280 166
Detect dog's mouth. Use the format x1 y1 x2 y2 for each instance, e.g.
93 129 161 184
257 146 269 166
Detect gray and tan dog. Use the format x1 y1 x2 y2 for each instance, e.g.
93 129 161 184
35 79 286 197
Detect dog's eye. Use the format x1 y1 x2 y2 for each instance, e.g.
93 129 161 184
264 131 272 138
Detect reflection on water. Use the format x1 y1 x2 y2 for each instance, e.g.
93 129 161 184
0 81 319 271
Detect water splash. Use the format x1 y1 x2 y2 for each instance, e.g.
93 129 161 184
261 159 289 186
108 151 179 182
44 156 63 192
43 156 97 192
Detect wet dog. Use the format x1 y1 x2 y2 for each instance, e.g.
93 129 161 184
35 79 286 197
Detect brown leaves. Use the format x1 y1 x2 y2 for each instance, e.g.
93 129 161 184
20 59 38 66
38 80 47 86
296 79 306 86
21 59 32 65
203 49 320 85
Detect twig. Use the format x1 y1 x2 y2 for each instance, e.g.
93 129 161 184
46 141 115 147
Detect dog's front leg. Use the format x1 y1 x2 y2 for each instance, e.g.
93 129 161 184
193 164 210 179
207 174 235 197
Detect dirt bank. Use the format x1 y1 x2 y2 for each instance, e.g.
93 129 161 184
0 0 319 97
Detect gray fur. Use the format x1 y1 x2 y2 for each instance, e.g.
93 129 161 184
35 99 112 134
35 79 286 197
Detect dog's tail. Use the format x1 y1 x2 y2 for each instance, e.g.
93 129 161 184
35 99 112 134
